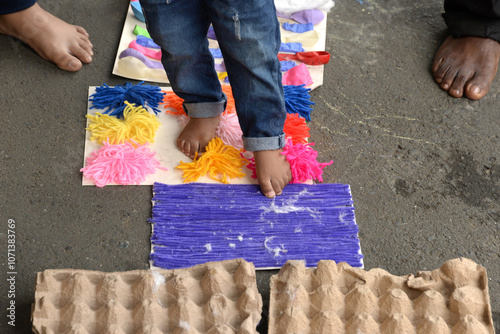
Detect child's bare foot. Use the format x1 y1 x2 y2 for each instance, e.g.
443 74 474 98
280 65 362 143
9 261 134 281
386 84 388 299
0 3 93 71
432 36 500 100
254 149 291 198
177 116 221 159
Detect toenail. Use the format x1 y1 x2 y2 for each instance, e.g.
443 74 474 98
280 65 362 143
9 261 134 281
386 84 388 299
70 60 80 68
442 83 449 89
471 85 481 94
265 191 276 199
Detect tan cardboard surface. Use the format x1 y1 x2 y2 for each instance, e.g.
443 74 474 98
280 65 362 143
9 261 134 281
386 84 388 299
269 258 495 334
32 259 262 334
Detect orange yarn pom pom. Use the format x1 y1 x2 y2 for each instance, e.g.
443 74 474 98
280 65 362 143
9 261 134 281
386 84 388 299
161 85 236 115
86 101 160 146
176 137 247 183
221 85 236 115
284 113 310 145
161 91 185 115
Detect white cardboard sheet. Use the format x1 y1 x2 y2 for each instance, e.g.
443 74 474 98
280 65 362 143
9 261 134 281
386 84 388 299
82 86 259 186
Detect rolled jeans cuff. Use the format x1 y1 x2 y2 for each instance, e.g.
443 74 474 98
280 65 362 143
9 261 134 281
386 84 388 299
183 95 227 118
243 133 286 152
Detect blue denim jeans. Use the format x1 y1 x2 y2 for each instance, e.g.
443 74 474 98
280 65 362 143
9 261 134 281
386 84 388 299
140 0 286 151
0 0 36 15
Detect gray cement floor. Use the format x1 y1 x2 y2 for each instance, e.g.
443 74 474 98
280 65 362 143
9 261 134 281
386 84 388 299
0 0 498 333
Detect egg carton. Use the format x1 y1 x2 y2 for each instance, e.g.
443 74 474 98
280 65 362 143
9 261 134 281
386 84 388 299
269 258 494 334
32 258 262 334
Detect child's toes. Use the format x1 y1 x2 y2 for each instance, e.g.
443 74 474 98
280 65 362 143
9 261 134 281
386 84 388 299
260 179 276 198
271 178 284 196
189 144 199 159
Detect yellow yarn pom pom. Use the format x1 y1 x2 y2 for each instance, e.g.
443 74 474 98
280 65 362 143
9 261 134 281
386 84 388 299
86 101 160 146
176 137 248 183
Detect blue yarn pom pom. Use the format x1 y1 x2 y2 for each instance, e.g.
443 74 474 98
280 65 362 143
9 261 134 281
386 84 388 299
283 84 315 121
89 81 165 118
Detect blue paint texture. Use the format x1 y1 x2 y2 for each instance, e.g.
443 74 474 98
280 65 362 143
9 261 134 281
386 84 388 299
150 183 363 269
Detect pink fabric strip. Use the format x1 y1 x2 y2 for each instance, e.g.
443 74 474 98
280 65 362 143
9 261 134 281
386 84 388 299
129 40 162 60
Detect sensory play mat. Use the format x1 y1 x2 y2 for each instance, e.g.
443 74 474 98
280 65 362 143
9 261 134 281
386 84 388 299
149 183 363 270
112 1 330 90
81 82 331 187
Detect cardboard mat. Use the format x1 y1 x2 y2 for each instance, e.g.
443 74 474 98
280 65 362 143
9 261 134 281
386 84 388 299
150 183 363 270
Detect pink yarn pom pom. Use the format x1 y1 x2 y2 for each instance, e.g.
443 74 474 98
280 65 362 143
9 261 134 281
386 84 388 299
175 113 243 150
283 140 333 183
81 141 166 187
216 113 243 149
244 153 257 179
245 140 332 183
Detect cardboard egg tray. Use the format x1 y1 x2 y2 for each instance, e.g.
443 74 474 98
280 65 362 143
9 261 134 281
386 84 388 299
32 259 262 334
32 258 495 333
269 258 495 334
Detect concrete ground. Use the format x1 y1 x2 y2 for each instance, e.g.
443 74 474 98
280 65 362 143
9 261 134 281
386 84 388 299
0 0 498 332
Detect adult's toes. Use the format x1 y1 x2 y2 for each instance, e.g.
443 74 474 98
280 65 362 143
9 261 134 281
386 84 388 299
72 45 92 63
79 39 94 57
465 82 488 100
431 57 445 77
439 66 458 91
55 54 82 71
78 33 93 47
448 71 472 98
75 25 89 37
432 59 449 84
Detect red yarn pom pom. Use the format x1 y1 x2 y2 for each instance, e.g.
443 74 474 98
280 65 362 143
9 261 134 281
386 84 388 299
284 113 310 145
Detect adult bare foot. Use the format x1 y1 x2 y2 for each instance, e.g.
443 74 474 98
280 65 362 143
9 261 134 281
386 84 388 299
0 3 93 71
177 116 220 159
432 35 500 100
254 149 291 198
